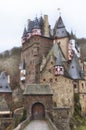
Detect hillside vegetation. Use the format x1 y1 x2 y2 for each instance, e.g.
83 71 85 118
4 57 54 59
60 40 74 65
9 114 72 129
0 47 21 89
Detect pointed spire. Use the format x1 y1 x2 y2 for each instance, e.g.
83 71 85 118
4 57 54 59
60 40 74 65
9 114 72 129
70 30 76 40
0 72 12 92
68 54 83 79
56 51 63 66
54 16 68 38
52 43 65 62
39 15 44 27
22 27 27 38
33 17 40 29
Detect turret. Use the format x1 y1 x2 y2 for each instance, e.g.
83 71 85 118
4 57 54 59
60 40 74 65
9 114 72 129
53 16 69 59
54 43 64 76
54 16 68 38
21 27 27 44
68 38 80 61
32 17 41 36
50 42 65 76
68 54 83 79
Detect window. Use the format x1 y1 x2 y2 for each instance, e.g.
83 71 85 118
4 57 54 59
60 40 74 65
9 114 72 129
50 78 53 82
43 79 46 81
60 67 63 71
72 66 74 68
0 86 2 88
55 78 57 81
74 84 77 89
51 61 53 65
6 86 8 88
82 83 84 88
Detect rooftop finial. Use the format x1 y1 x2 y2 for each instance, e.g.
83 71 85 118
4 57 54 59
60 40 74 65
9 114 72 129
57 8 61 16
40 11 42 17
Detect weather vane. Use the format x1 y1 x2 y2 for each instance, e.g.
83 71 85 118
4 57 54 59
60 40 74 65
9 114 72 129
57 8 61 16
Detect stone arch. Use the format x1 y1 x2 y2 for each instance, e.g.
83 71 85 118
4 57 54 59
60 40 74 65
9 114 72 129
31 102 45 120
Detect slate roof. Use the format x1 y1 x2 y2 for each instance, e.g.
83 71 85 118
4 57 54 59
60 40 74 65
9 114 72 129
23 84 53 95
47 43 66 63
54 16 68 38
68 54 84 79
33 17 40 29
22 27 27 38
39 16 44 27
0 72 12 93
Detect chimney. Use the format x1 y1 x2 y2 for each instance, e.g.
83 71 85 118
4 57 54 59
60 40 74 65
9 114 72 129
44 15 50 37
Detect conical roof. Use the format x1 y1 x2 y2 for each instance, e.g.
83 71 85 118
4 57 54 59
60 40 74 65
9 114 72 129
39 16 44 26
47 43 65 66
0 72 12 93
55 51 63 66
55 16 65 28
54 16 68 38
68 54 83 79
33 17 40 29
22 27 27 37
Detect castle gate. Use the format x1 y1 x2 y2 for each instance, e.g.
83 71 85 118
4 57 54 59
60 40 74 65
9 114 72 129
31 102 45 120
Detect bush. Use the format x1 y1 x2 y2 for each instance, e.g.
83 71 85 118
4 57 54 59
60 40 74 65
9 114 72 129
20 109 27 122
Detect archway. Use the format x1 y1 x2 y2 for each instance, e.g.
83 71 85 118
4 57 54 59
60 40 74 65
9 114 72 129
31 102 45 120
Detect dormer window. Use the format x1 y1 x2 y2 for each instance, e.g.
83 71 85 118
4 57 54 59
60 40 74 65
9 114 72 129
72 66 74 68
0 86 2 88
6 86 8 88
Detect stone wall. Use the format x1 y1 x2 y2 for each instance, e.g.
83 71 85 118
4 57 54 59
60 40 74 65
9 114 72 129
52 107 71 130
21 36 53 85
0 93 12 109
79 80 86 114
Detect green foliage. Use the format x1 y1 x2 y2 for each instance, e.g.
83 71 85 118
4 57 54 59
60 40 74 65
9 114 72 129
74 93 81 117
70 93 86 130
20 109 27 122
11 47 21 55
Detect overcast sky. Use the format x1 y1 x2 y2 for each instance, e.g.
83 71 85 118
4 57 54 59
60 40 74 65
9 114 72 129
0 0 86 53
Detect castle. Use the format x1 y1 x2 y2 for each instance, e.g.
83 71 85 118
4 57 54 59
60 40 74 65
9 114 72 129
19 14 86 129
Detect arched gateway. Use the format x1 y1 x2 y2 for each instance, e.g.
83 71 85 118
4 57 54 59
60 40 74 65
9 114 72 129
32 102 45 120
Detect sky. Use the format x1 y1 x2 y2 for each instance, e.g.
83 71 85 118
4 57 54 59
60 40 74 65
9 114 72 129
0 0 86 53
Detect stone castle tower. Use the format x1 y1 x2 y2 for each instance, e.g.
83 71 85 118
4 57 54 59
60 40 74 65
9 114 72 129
19 13 86 130
20 15 53 89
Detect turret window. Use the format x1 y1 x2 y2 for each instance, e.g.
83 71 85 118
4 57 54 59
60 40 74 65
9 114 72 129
60 68 62 71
